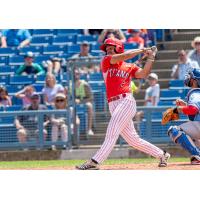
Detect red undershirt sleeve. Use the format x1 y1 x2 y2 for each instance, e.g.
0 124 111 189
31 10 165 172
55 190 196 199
181 105 199 115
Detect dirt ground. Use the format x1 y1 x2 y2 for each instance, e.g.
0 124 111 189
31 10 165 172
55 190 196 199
6 162 200 170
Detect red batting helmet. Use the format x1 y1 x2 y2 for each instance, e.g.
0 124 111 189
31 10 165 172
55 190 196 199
100 38 124 54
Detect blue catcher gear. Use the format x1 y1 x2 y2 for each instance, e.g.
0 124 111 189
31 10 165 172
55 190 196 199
167 126 200 156
184 68 200 87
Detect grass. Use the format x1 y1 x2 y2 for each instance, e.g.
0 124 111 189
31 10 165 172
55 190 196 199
0 157 190 169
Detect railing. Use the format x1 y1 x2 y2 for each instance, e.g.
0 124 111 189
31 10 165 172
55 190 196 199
0 109 74 150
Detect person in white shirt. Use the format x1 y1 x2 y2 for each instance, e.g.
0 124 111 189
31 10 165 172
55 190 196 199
171 50 199 80
144 73 160 106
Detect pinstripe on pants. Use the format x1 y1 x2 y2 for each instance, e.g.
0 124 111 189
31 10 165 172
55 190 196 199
92 93 164 164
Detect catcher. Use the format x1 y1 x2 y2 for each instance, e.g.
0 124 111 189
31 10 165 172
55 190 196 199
162 68 200 165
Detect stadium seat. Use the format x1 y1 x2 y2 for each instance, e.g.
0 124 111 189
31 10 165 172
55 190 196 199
89 81 106 91
34 55 51 64
0 126 18 143
31 36 53 46
124 43 139 50
158 101 176 106
91 43 101 53
169 80 185 88
89 73 103 81
6 105 22 111
76 104 88 134
67 44 80 54
9 75 35 85
32 29 56 36
43 45 67 55
0 47 18 56
7 85 24 94
160 89 184 100
0 66 16 75
57 29 81 36
19 46 43 55
76 35 98 44
0 57 8 66
9 56 24 66
0 75 9 84
32 84 44 92
52 35 76 45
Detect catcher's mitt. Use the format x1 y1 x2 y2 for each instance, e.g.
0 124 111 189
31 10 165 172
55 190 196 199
161 108 179 125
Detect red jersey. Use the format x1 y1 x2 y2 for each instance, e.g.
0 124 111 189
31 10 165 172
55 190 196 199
101 55 140 99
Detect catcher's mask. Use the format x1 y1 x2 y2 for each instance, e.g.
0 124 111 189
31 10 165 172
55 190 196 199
100 38 124 54
184 68 200 87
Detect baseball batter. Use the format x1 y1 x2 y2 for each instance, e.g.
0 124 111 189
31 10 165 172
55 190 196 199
163 68 200 165
76 38 170 170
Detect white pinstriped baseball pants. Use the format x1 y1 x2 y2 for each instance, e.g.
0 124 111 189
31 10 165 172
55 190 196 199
92 93 164 164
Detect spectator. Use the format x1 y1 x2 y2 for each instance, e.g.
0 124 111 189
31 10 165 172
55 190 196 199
171 50 199 80
188 37 200 66
15 92 49 145
83 29 103 35
71 41 93 59
98 29 126 43
50 93 80 150
135 73 160 124
144 73 160 106
43 57 62 75
42 73 65 105
15 85 35 107
74 69 94 135
0 29 32 49
127 29 144 49
71 41 98 73
0 85 12 107
16 51 45 76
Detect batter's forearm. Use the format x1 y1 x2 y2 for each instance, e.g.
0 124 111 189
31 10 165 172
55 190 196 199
111 49 144 64
135 60 153 78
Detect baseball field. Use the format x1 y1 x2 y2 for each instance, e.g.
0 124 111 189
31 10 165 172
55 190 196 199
0 157 199 170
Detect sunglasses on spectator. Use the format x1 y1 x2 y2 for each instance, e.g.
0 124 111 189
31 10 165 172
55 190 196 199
178 54 186 56
195 42 200 45
55 99 65 103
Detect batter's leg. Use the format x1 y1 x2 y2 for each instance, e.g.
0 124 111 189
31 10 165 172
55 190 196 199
121 121 164 159
92 99 136 163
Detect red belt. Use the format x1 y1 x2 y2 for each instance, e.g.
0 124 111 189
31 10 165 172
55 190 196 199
108 93 127 103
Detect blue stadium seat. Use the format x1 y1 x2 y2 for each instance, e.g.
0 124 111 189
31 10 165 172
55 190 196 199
11 95 23 105
0 126 18 143
43 45 67 55
124 43 139 50
19 46 43 55
53 35 76 45
6 105 22 111
67 44 80 54
0 66 16 75
35 74 46 83
158 101 175 106
7 85 24 94
0 75 9 84
31 36 53 46
0 57 8 66
9 75 35 85
76 35 98 44
32 29 56 36
89 73 103 81
76 104 88 134
169 80 185 88
9 56 24 66
32 84 44 92
89 81 106 91
0 47 17 56
57 29 81 36
91 43 101 53
34 55 50 64
160 89 184 100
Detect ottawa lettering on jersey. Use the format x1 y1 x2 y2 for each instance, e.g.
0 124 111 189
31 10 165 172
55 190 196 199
108 68 129 78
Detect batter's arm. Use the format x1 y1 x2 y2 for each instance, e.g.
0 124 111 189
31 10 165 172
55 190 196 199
135 59 154 78
110 49 145 64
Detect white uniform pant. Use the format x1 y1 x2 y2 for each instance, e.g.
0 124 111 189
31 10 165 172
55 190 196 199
92 93 164 164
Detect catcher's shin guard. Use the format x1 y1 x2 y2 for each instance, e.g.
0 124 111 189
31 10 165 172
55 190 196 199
167 126 200 156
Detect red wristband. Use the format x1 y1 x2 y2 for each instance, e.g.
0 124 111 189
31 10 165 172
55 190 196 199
182 105 199 115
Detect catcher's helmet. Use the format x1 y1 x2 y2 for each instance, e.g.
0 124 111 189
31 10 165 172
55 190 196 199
184 68 200 87
100 38 124 54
